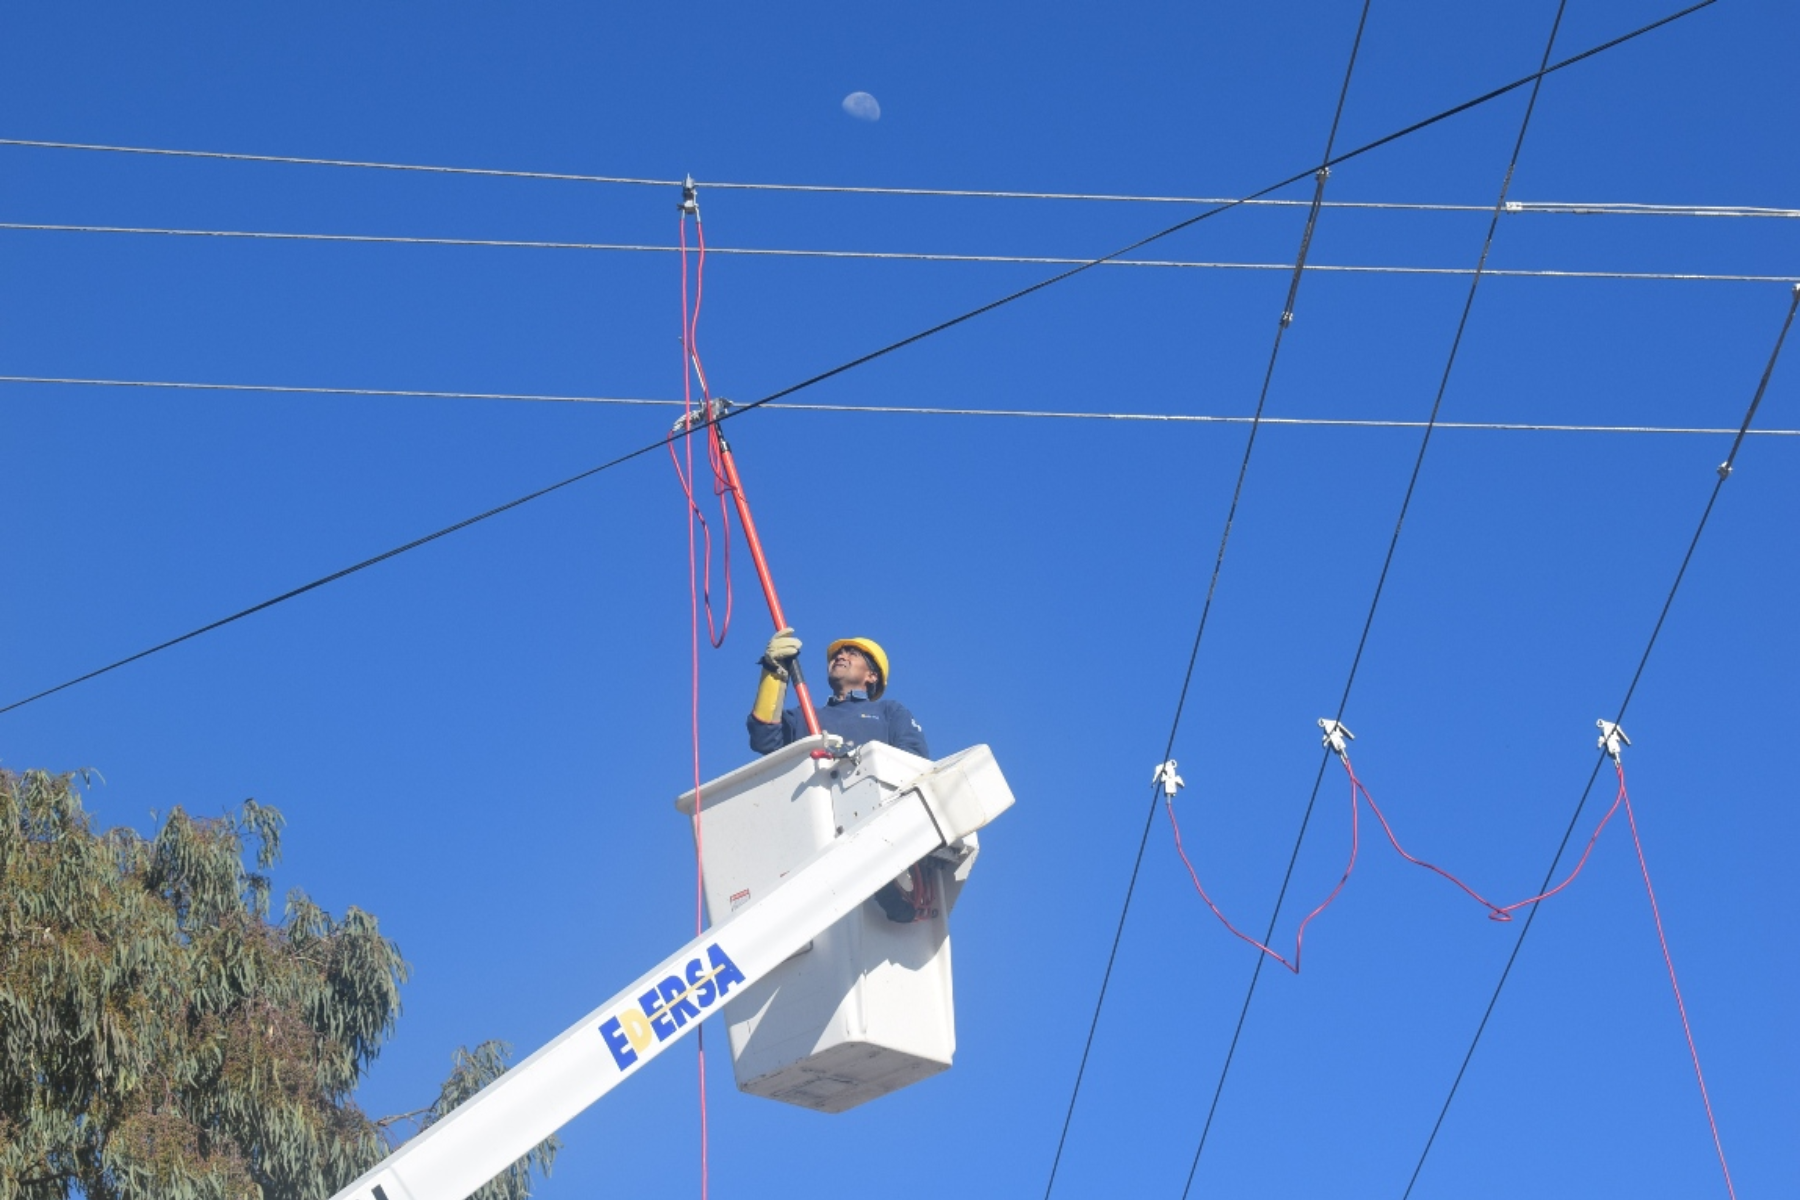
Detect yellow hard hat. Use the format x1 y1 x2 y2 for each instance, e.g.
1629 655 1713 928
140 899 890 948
826 637 890 700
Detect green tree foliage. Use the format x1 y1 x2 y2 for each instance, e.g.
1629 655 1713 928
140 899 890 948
0 769 558 1200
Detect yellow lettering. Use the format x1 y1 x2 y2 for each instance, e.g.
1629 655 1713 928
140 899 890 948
620 1007 654 1052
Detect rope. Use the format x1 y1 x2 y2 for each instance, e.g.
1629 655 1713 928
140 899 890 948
7 374 1800 437
1400 283 1799 1199
6 220 1791 284
8 135 1789 218
1619 763 1737 1199
0 0 1722 720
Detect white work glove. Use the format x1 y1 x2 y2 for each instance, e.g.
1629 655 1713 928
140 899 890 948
761 628 802 678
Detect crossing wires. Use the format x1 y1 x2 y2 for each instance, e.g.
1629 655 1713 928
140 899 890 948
14 374 1800 437
0 0 1722 718
1040 2 1375 1195
1180 0 1572 1192
1398 283 1799 1200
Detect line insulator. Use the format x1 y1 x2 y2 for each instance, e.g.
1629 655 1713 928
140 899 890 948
1595 719 1630 763
1317 718 1354 758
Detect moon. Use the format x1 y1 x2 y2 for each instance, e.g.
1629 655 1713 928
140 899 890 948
841 92 881 122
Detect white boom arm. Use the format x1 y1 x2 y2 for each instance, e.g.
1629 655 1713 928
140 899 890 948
328 743 1013 1200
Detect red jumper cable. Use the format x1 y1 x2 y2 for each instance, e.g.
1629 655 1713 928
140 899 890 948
674 399 825 742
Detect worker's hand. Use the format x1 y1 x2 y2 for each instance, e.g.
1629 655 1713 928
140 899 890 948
752 629 798 724
761 628 802 677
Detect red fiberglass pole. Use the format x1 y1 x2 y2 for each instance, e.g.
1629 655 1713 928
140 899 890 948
705 416 823 738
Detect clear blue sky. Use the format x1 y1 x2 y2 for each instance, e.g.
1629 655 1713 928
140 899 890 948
4 2 1797 1196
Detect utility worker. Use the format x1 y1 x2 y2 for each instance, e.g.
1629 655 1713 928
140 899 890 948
747 631 928 758
749 631 933 923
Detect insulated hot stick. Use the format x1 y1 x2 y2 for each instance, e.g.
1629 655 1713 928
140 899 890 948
692 404 823 739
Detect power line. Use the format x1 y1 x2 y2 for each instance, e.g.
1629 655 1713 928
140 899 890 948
0 138 674 186
0 435 671 717
0 0 1722 717
1184 0 1574 1191
1045 4 1376 1192
7 374 1799 437
6 221 1790 285
5 137 1789 220
1399 283 1799 1200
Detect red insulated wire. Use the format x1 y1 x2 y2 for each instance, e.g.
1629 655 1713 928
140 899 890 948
1166 751 1628 971
910 862 936 921
1164 765 1365 975
666 216 734 652
675 209 710 1200
1619 763 1737 1199
1167 750 1738 1192
1488 767 1629 920
690 215 734 647
1342 756 1510 920
1335 753 1627 925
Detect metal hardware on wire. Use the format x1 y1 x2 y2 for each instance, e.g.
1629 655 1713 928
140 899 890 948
1318 718 1355 757
1595 720 1630 763
671 396 733 434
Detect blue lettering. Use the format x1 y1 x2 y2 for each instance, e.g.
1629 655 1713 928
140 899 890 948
707 944 747 1000
638 986 675 1040
599 1016 637 1070
659 974 701 1028
687 956 715 1007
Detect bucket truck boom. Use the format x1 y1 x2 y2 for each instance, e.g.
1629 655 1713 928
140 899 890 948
329 737 1015 1200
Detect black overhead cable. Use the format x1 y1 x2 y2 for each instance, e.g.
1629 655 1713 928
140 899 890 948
1182 0 1572 1193
1398 282 1799 1200
0 0 1719 718
1040 3 1375 1197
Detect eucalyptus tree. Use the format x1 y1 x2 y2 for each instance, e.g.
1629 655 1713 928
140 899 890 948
0 769 557 1200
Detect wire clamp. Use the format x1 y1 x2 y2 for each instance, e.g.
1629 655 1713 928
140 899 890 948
1716 461 1732 480
668 396 733 435
1317 718 1354 758
1595 719 1631 763
678 174 699 216
1152 760 1185 798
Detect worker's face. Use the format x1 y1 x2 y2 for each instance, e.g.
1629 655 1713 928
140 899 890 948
828 645 879 692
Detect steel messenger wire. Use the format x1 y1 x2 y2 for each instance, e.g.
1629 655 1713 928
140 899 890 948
4 221 1790 286
1043 2 1375 1195
6 375 1800 438
5 138 1792 219
1398 283 1799 1200
0 0 1721 719
1183 0 1572 1192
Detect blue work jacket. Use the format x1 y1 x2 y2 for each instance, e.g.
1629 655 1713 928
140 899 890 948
748 689 929 758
